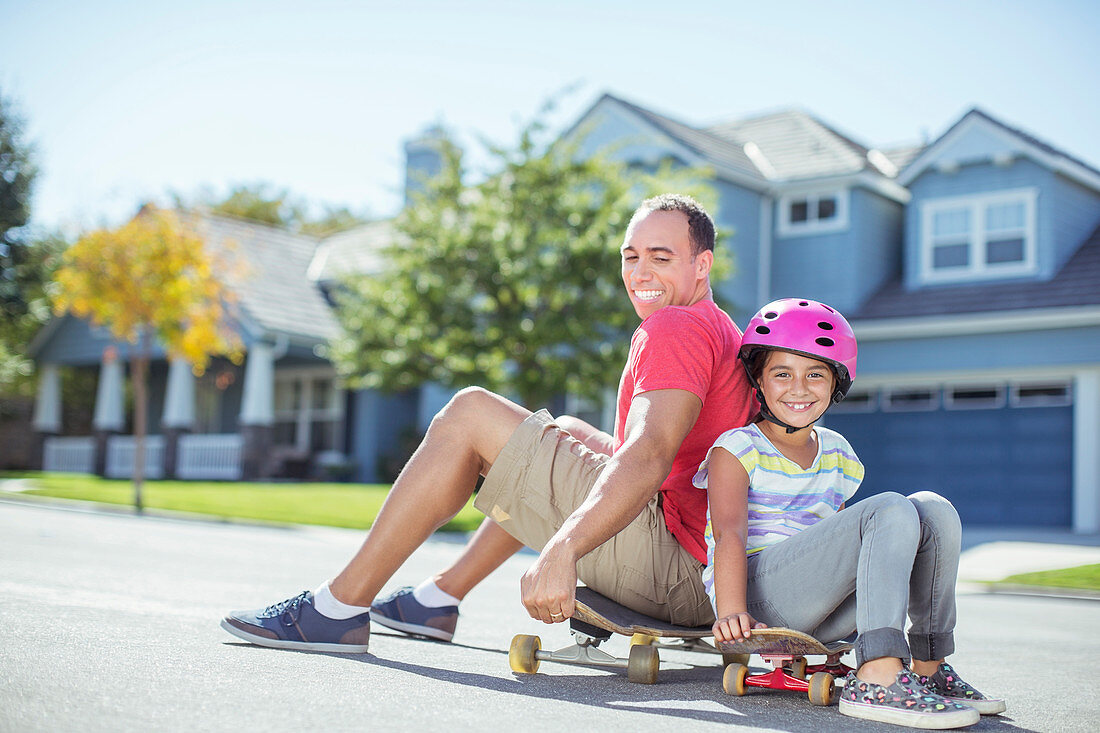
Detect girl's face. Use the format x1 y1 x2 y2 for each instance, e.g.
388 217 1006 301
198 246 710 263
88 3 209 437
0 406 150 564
758 350 836 429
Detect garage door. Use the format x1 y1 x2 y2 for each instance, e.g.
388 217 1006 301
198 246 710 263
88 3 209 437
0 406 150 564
824 382 1073 527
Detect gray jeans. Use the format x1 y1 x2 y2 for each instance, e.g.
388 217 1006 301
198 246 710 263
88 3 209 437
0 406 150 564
743 491 961 668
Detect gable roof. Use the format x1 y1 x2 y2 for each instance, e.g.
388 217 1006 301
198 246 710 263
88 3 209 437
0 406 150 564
898 107 1100 191
189 212 340 343
855 222 1100 320
596 94 769 187
585 94 909 204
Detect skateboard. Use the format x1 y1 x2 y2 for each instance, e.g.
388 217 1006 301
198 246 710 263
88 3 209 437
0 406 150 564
508 586 750 684
717 628 855 706
508 587 854 704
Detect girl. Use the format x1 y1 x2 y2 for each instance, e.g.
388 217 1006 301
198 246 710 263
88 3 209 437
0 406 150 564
694 298 1005 729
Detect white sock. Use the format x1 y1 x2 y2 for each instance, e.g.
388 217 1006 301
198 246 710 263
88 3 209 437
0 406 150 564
412 578 462 608
312 581 371 620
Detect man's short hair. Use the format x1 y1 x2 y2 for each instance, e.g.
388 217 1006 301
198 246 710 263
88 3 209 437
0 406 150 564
631 193 716 256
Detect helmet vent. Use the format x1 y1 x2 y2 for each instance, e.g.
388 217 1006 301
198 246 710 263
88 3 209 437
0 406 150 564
815 337 835 347
798 301 810 306
755 326 772 334
818 321 834 330
764 311 778 319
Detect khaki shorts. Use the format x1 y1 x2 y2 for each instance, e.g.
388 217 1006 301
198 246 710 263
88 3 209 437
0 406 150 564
474 410 714 627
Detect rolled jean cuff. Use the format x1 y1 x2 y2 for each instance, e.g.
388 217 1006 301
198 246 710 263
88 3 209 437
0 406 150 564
855 627 911 668
908 632 955 662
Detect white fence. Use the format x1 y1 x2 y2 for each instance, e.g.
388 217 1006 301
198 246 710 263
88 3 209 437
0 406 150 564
177 434 243 480
42 437 96 474
105 435 166 479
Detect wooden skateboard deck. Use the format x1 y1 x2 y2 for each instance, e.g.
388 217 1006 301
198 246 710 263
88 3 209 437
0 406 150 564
572 586 713 639
717 627 853 657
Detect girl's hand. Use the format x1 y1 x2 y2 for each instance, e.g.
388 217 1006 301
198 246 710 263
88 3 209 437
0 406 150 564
712 612 767 643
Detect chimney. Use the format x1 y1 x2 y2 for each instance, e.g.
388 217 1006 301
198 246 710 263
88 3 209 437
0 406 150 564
403 125 448 207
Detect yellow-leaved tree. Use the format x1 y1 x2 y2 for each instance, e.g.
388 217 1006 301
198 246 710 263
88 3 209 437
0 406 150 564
52 207 243 509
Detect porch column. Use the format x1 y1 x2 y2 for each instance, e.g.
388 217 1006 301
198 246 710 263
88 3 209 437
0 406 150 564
1073 369 1100 533
161 358 196 479
31 363 62 470
92 347 125 477
238 341 275 480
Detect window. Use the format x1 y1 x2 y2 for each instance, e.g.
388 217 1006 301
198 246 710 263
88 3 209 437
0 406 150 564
920 188 1037 283
1010 381 1072 408
273 371 344 453
830 390 877 413
778 190 849 237
882 388 939 412
944 385 1006 410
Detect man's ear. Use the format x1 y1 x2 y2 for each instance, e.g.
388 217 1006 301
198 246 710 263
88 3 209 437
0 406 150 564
695 249 714 279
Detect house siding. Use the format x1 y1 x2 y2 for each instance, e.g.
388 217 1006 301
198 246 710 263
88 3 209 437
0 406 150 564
712 181 764 323
571 102 686 169
349 388 419 483
858 324 1100 375
35 316 168 366
850 188 904 308
1049 172 1100 273
767 186 901 315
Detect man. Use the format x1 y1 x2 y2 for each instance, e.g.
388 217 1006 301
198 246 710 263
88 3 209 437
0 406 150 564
221 194 755 652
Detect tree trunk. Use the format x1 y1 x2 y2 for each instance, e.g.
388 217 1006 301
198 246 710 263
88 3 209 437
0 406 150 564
131 337 149 513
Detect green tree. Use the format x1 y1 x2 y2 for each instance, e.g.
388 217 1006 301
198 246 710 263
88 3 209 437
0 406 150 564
172 183 369 235
52 208 243 509
0 89 43 392
209 182 305 227
328 113 720 411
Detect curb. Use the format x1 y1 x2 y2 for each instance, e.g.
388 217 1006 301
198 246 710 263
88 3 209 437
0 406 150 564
972 582 1100 602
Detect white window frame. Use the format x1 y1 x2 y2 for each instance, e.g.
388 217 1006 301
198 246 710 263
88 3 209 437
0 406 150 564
273 368 345 453
777 189 850 237
919 187 1038 284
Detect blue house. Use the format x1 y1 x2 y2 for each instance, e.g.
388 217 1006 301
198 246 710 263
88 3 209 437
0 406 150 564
567 95 1099 533
27 94 1100 534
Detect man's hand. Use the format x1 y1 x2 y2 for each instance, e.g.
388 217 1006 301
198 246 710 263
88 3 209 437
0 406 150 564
519 542 577 624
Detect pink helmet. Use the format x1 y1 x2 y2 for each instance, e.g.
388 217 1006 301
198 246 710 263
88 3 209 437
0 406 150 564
740 298 857 403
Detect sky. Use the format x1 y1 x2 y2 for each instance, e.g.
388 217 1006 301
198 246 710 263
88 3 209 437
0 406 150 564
2 0 1098 233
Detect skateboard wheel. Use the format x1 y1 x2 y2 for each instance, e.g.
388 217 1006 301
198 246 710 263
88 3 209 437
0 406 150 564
630 633 657 647
790 657 807 680
627 643 659 684
509 634 541 675
808 671 834 706
722 662 749 696
721 652 751 668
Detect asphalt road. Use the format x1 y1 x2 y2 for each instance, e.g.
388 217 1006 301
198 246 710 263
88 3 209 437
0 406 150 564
1 500 1097 732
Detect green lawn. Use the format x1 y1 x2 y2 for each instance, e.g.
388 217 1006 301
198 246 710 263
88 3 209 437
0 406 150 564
995 563 1100 592
0 472 483 532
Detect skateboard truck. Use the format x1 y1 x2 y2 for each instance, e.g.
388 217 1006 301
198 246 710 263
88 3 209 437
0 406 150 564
719 634 854 706
509 618 662 683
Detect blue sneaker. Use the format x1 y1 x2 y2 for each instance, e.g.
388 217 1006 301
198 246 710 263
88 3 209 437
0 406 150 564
371 586 458 642
221 591 371 653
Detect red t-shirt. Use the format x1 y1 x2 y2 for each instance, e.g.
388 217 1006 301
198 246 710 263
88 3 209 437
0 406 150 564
614 298 756 564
